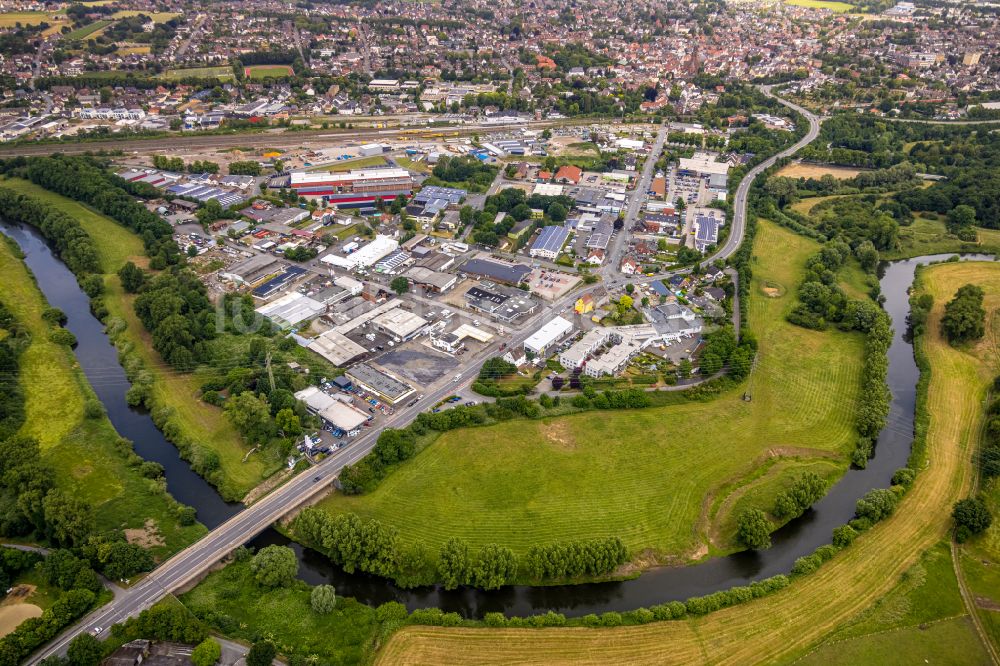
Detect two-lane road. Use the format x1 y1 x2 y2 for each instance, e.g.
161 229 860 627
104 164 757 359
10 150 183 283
29 88 822 664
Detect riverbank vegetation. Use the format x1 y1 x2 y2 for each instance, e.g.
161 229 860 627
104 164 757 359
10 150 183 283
180 551 396 666
305 219 865 579
372 257 992 666
0 175 270 501
0 236 204 558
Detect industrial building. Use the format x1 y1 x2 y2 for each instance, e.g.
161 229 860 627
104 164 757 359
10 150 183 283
290 168 414 207
320 235 400 270
529 225 570 260
255 292 325 328
461 257 532 285
370 309 429 341
678 152 731 179
306 329 368 367
465 285 538 322
402 266 458 292
346 364 415 404
523 316 573 357
432 324 495 354
294 386 370 435
219 254 284 285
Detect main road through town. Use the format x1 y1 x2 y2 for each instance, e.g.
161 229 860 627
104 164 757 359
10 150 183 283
29 89 820 663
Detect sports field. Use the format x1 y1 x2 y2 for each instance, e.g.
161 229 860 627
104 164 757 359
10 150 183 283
245 64 295 80
0 233 205 559
376 260 991 664
314 221 865 563
0 179 268 502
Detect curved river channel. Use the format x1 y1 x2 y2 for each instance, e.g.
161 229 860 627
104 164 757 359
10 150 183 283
2 220 992 618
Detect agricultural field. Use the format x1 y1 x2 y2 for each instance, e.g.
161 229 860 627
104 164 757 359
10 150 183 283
160 66 234 82
941 260 1000 655
0 179 269 502
109 10 180 22
775 162 863 180
245 64 294 80
0 233 205 559
314 220 865 564
374 257 991 664
0 11 55 27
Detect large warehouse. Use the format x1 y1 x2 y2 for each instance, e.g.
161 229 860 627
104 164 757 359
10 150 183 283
290 168 414 207
320 235 399 270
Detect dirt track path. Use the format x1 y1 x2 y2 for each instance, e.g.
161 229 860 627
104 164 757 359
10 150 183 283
376 263 993 666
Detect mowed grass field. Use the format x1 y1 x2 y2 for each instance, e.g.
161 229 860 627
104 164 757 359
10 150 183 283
316 221 865 562
783 0 855 11
160 66 234 82
1 179 267 501
109 10 180 22
0 235 205 559
0 11 60 27
374 261 992 665
245 65 294 80
64 19 112 40
308 155 387 172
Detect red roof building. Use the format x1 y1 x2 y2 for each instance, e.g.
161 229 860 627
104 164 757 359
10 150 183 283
555 165 583 185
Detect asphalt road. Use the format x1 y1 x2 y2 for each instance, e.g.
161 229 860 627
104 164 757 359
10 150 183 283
632 87 821 285
28 89 821 663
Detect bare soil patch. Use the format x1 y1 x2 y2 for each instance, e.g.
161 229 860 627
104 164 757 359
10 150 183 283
124 518 165 550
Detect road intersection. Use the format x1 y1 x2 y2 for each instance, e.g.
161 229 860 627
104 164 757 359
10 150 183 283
28 89 820 663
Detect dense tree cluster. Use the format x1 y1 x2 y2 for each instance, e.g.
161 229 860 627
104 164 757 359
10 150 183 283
427 156 497 192
0 303 27 441
0 187 100 276
0 547 41 598
698 326 755 379
773 472 828 520
0 587 96 666
853 306 892 468
736 508 772 550
249 544 299 587
294 510 401 580
524 537 628 581
953 498 992 543
338 428 417 495
940 284 986 345
13 156 180 267
133 270 217 371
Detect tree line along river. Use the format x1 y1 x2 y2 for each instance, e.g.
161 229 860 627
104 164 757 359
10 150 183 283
2 219 990 618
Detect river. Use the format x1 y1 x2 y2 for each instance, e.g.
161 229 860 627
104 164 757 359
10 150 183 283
2 219 989 617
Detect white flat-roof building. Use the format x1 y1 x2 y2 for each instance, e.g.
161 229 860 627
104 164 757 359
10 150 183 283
532 182 564 197
294 386 370 433
678 152 730 177
321 235 399 270
370 309 429 341
255 292 325 328
523 316 573 357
